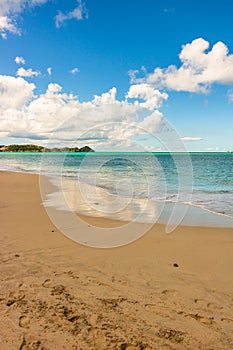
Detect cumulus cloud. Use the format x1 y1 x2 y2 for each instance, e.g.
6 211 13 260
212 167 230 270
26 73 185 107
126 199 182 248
15 56 26 64
0 75 35 111
132 38 233 93
93 87 118 105
55 0 88 28
181 137 203 141
70 67 79 75
138 111 164 134
126 83 168 110
0 0 49 38
0 75 170 150
16 67 41 77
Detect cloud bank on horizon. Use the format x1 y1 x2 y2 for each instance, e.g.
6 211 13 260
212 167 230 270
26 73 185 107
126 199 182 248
1 37 233 150
0 1 233 151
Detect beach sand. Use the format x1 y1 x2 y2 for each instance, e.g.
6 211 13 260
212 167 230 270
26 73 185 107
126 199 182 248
0 171 233 350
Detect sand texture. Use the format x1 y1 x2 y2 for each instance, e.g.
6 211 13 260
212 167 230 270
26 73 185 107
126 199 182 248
0 171 233 350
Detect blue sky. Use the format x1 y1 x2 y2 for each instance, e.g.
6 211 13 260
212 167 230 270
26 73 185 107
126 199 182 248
0 0 233 151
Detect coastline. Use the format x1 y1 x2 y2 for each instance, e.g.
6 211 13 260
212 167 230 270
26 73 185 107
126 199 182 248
0 171 233 349
42 173 233 230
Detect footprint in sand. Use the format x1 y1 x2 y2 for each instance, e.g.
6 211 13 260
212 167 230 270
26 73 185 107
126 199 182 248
54 272 67 277
19 315 30 328
161 289 178 296
199 316 214 325
194 298 206 304
185 313 214 325
6 292 25 307
221 317 233 324
42 279 52 288
207 302 223 310
194 299 223 311
54 271 79 279
19 335 44 350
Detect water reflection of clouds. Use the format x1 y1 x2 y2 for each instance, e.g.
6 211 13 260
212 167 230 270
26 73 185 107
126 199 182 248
49 177 162 224
43 176 233 233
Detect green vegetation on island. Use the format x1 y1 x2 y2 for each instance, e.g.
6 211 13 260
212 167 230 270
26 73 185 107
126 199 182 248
0 144 95 153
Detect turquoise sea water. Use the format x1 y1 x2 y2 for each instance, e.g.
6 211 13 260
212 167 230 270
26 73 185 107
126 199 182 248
0 152 233 219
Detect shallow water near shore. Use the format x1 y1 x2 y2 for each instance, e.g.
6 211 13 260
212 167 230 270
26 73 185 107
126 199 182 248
0 152 233 226
42 175 233 229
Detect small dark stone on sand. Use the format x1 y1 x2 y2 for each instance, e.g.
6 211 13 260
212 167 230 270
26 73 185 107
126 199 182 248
15 254 20 258
51 230 54 232
173 263 179 267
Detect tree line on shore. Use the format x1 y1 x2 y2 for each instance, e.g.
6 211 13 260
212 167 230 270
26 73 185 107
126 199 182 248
0 144 94 152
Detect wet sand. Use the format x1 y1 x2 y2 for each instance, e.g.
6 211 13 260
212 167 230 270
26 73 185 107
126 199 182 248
0 171 233 350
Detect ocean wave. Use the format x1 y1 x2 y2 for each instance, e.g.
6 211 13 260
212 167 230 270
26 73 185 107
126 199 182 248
201 189 232 194
1 153 233 221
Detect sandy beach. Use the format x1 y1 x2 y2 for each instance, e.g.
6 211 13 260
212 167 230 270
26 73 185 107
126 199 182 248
0 171 233 350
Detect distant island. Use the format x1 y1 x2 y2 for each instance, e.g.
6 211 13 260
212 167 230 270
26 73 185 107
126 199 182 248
0 144 95 153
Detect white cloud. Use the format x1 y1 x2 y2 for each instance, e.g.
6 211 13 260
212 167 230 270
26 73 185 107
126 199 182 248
47 67 52 76
15 56 26 65
93 87 118 105
70 67 79 75
126 83 168 110
0 0 49 38
0 74 172 150
138 111 164 134
206 147 219 151
0 15 19 38
181 137 203 141
128 69 139 84
16 67 41 77
0 75 35 109
133 38 233 93
55 0 88 28
0 0 48 15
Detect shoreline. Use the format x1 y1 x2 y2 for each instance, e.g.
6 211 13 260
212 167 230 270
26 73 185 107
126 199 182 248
1 151 233 220
41 173 233 230
1 168 231 228
0 171 233 349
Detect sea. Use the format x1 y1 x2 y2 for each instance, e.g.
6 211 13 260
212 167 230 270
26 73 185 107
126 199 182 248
0 152 233 228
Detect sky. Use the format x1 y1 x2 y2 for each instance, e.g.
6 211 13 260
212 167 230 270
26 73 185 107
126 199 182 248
0 0 233 151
